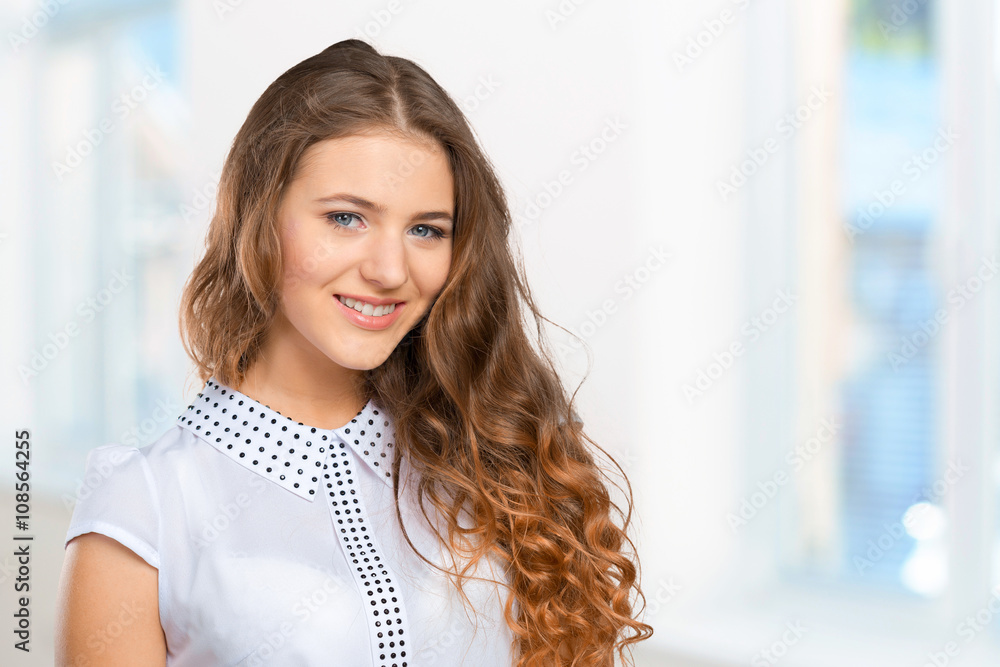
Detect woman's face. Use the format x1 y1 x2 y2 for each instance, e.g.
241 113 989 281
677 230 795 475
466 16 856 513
272 130 455 372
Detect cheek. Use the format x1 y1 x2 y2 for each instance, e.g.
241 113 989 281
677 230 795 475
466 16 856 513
281 229 336 292
279 219 308 285
416 251 453 296
282 251 312 292
281 253 311 297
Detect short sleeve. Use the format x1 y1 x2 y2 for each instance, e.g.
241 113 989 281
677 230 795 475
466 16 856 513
64 444 161 569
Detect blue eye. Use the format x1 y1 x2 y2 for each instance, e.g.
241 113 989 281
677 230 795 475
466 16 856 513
411 224 447 240
325 212 448 241
326 212 362 228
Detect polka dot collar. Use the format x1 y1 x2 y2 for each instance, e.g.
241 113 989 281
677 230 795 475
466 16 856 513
176 376 397 499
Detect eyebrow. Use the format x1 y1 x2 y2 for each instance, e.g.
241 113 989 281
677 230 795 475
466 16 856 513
314 193 454 224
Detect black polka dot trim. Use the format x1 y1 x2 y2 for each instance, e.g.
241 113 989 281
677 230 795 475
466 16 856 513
175 377 397 498
326 416 409 667
175 376 407 666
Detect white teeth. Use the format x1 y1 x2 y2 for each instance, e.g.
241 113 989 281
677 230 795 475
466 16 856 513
338 295 396 317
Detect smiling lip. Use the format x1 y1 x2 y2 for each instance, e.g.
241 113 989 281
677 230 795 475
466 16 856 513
334 293 404 307
334 295 405 331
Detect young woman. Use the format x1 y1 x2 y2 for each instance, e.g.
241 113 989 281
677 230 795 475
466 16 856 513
56 39 653 666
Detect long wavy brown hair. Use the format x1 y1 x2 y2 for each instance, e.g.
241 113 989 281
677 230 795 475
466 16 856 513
178 38 653 666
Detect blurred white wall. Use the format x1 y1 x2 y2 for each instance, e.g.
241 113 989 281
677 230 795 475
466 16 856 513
2 1 999 666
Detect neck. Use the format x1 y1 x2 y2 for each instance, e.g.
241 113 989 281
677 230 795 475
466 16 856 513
233 315 368 430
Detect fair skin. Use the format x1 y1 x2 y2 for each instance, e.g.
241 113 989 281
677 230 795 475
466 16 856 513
54 129 455 664
235 129 454 423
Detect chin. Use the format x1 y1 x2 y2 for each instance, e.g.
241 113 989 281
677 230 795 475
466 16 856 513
326 348 395 372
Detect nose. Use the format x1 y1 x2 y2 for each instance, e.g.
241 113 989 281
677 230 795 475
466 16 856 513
358 228 408 290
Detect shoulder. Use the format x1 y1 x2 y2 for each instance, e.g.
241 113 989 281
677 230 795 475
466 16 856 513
94 423 224 469
66 425 227 563
72 425 218 511
77 424 198 475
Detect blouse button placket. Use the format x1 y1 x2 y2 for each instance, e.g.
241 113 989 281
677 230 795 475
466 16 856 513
326 433 410 667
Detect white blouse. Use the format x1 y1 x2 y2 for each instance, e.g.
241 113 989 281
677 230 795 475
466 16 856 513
64 377 517 666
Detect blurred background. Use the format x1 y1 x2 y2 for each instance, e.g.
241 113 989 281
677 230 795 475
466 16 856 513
1 0 998 665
